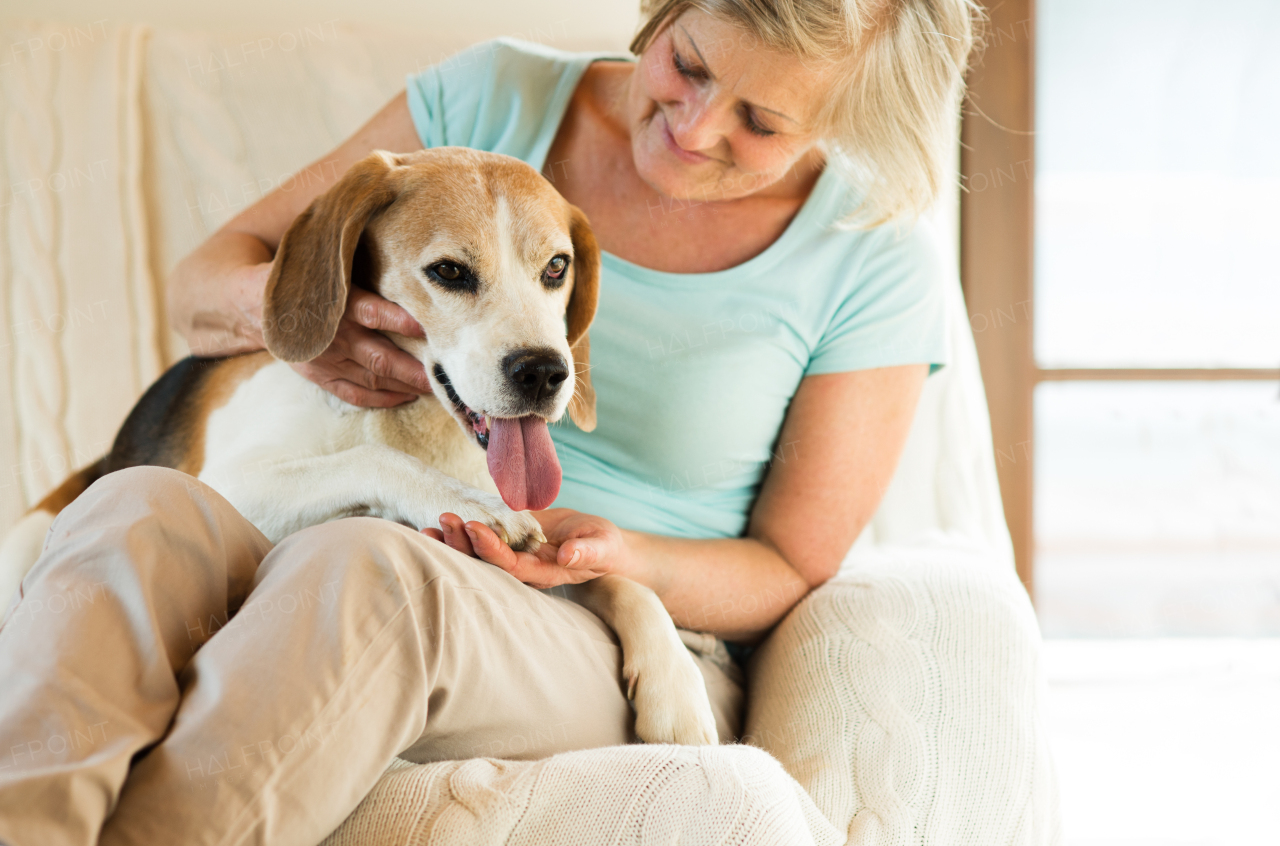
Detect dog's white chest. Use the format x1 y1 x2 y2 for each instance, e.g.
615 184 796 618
199 361 497 508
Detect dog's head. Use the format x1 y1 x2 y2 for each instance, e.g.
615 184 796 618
262 147 600 511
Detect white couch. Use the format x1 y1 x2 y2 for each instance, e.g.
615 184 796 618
0 21 1060 845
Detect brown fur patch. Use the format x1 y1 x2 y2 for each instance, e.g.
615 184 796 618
32 458 107 515
175 351 273 476
105 351 272 479
263 153 400 363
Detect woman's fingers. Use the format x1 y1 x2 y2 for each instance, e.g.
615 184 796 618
337 323 434 394
461 521 519 566
347 287 425 338
463 521 602 589
290 325 426 406
289 362 418 407
286 288 432 408
437 513 477 557
326 380 416 408
556 538 597 570
434 514 607 589
326 353 424 395
532 511 616 573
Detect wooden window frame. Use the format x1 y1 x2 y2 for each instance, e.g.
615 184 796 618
958 0 1280 601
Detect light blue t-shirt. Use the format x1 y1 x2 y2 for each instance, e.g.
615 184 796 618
406 38 949 540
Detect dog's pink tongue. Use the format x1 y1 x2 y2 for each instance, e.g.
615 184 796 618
486 416 561 512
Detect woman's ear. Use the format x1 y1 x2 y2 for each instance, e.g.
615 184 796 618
262 152 400 362
565 203 600 432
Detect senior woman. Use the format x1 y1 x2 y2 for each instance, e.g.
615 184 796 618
0 1 981 844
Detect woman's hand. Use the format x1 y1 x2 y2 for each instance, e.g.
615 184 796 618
424 508 632 589
288 287 434 408
223 259 433 408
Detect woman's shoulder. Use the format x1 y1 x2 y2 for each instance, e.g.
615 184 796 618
844 214 948 276
797 208 952 376
792 175 950 293
419 36 593 95
405 38 616 159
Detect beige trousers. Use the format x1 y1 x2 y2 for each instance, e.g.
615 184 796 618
0 467 743 846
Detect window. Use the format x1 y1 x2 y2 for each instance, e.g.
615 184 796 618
961 0 1280 631
962 3 1280 841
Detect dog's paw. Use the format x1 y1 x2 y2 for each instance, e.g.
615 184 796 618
626 642 719 746
447 492 546 552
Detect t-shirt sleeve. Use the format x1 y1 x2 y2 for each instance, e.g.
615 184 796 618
404 38 581 162
804 218 951 377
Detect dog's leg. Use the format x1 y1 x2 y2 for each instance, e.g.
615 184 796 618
200 444 545 548
572 575 718 745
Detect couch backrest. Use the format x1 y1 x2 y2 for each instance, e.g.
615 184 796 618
0 22 1012 568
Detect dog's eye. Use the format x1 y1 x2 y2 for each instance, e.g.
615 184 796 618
543 255 570 287
425 261 477 293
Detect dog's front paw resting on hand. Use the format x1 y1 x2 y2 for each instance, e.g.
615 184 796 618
440 492 547 553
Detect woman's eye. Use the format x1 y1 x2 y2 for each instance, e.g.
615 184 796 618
743 111 776 138
544 255 570 283
672 50 702 80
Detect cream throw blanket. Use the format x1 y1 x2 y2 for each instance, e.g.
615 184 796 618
0 22 1060 845
0 22 162 517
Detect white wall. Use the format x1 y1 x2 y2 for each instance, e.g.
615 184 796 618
0 0 641 50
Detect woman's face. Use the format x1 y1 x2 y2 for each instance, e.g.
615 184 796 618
626 9 830 202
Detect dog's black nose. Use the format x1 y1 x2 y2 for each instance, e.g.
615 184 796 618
503 349 569 403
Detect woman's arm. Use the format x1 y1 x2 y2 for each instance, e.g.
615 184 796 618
440 363 928 642
170 91 435 407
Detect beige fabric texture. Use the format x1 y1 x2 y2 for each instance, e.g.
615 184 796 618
323 750 840 846
0 20 1060 845
0 466 753 845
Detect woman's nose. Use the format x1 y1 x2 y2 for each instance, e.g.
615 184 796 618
666 95 732 152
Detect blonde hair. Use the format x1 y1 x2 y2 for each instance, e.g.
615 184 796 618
630 0 981 228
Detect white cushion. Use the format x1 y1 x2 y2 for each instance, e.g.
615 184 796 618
747 543 1060 844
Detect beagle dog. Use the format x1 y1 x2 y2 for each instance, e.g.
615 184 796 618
0 147 718 746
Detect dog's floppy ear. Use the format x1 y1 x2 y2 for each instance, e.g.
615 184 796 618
262 152 399 362
565 204 600 432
